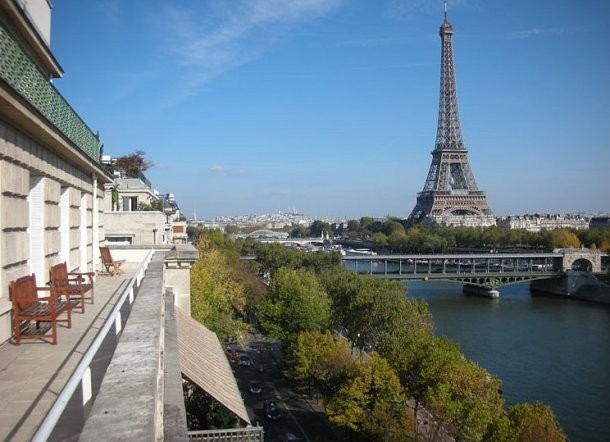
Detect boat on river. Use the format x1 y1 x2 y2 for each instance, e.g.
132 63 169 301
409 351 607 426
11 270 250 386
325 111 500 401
463 284 500 298
343 248 377 256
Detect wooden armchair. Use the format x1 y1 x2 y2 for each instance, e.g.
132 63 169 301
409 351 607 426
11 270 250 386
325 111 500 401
9 273 72 345
99 246 125 276
50 262 94 314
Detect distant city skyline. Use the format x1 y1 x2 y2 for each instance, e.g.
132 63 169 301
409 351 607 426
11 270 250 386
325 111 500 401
52 1 610 219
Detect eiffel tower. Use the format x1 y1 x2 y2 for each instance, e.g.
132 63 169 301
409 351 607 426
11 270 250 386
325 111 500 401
408 4 493 225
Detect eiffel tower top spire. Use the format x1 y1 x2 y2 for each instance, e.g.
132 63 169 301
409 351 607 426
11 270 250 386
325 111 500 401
435 0 464 151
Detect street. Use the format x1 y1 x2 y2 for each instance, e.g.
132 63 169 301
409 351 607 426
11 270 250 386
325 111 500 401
231 334 344 442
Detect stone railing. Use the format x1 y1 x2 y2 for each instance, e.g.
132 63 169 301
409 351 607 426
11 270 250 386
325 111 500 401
0 23 101 163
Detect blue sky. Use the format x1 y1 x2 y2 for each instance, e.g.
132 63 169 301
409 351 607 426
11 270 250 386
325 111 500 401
51 0 610 220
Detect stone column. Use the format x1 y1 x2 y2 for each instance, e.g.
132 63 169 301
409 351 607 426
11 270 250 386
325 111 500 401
163 244 199 316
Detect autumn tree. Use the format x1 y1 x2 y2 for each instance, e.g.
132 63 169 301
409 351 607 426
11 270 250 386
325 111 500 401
545 229 581 249
114 150 153 177
190 237 248 341
422 341 504 441
326 353 414 440
485 401 567 442
286 330 355 398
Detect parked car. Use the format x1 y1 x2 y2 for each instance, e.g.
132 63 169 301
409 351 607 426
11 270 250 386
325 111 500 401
238 353 252 367
248 380 262 395
225 347 239 363
264 400 281 421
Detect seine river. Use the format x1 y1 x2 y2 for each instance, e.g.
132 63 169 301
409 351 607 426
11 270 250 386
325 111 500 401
405 280 610 441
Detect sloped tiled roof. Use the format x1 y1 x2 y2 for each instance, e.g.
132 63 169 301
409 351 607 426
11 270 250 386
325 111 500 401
175 307 250 424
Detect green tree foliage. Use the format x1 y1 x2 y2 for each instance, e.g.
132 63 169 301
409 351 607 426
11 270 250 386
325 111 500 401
256 268 331 342
379 333 504 441
310 220 331 237
485 401 567 442
182 377 239 430
347 219 360 231
422 339 504 441
286 330 355 397
254 243 341 278
373 232 388 249
321 268 433 351
360 217 374 230
381 219 406 236
137 199 162 211
190 238 248 341
326 353 413 439
342 221 598 253
578 227 610 252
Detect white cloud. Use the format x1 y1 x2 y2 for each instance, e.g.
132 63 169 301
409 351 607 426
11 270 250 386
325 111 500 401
508 26 589 39
160 0 343 94
208 165 247 176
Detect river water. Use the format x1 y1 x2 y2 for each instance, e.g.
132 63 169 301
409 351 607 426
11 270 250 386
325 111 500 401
405 280 610 441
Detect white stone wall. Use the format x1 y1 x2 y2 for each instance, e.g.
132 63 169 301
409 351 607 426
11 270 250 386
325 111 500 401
104 211 166 246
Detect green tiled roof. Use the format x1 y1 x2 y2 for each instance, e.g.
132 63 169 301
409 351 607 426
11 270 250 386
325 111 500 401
0 23 101 163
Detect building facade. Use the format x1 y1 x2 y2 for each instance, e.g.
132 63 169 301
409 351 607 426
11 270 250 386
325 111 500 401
0 0 112 343
497 214 590 232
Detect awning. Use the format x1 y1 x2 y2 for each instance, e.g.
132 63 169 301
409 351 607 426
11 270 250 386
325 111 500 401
175 307 250 424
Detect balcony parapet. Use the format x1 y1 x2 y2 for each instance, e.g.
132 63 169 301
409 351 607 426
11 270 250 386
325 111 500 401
0 22 101 163
79 251 188 441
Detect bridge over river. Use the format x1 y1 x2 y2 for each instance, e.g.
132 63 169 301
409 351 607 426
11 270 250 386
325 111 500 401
341 248 606 292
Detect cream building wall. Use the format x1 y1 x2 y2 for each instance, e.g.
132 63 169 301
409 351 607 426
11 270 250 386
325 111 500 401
104 211 166 246
0 120 107 343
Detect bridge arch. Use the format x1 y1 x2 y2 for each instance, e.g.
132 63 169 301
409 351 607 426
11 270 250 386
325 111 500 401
558 248 602 273
571 258 593 272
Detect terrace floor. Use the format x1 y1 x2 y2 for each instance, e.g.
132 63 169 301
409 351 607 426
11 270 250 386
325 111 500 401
0 264 138 441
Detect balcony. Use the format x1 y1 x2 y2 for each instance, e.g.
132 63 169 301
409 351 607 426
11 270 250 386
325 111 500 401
0 246 257 440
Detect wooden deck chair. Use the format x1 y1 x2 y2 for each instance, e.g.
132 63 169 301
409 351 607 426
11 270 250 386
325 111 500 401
9 273 72 345
99 246 125 276
50 262 94 313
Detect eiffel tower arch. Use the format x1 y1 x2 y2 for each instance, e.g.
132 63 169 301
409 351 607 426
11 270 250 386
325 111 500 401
408 6 494 227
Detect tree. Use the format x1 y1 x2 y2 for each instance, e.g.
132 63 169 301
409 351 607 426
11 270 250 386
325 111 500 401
507 402 567 442
546 229 581 249
381 220 406 236
426 358 503 441
347 219 360 231
114 150 153 177
286 330 355 398
360 217 374 229
190 238 248 341
310 220 331 237
373 232 388 249
183 376 239 430
256 268 331 342
326 353 413 439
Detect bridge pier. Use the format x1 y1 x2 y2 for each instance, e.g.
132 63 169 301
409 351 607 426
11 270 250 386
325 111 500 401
530 271 610 304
